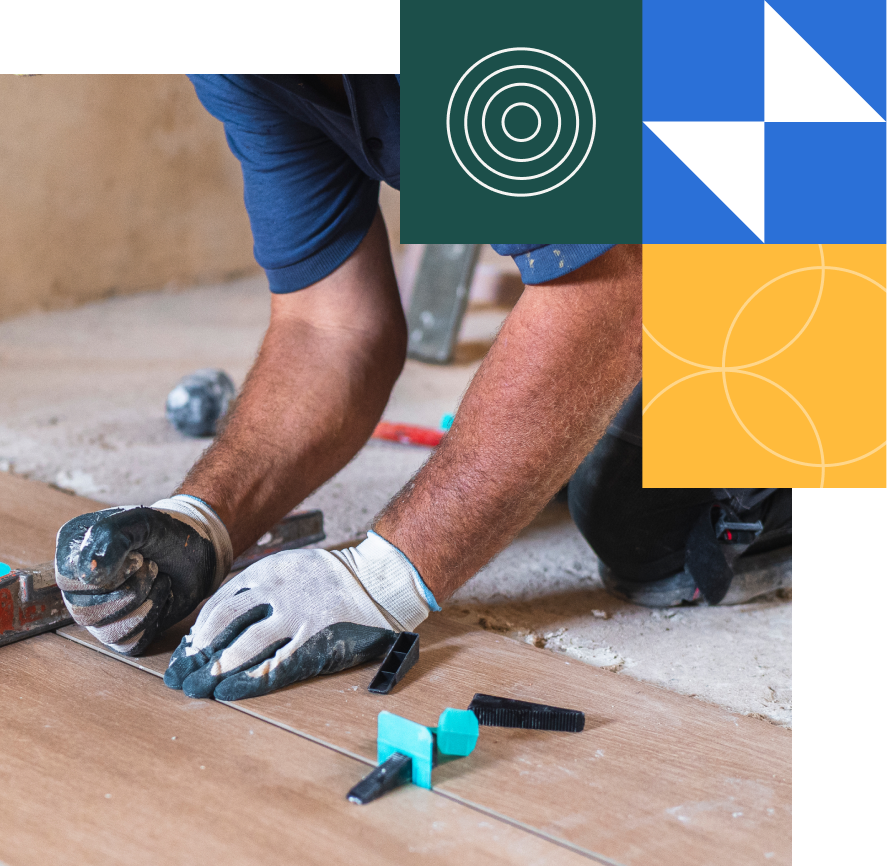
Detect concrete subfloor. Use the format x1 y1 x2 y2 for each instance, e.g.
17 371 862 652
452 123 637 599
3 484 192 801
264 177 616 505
0 274 791 727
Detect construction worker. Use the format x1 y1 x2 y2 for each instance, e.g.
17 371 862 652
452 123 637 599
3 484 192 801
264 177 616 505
54 76 788 703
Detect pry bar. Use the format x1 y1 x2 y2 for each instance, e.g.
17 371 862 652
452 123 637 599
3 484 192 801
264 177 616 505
0 561 72 648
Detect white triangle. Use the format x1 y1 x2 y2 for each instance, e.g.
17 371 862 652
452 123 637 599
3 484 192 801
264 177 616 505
645 121 766 242
765 2 884 122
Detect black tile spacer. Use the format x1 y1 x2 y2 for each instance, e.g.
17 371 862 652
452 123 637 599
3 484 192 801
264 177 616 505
467 693 585 732
347 752 413 804
367 632 420 694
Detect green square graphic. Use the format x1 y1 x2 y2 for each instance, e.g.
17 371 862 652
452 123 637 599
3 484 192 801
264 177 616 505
401 0 642 242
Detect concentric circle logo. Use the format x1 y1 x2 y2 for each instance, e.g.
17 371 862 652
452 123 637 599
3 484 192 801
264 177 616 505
446 47 596 197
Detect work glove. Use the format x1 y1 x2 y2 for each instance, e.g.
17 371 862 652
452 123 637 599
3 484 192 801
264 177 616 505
55 495 232 656
163 531 436 701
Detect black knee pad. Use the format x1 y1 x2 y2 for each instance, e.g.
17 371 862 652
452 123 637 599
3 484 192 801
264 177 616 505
568 434 715 584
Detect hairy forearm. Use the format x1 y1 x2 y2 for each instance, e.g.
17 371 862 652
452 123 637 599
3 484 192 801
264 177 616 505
374 244 643 600
178 323 397 556
178 212 405 555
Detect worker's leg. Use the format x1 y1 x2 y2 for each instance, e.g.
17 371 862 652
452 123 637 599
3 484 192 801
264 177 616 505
568 445 713 604
568 434 713 584
568 384 792 606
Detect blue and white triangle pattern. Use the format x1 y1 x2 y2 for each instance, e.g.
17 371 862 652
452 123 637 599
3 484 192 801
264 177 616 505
643 0 886 243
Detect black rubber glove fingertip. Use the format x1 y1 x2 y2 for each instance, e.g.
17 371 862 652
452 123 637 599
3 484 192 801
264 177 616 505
163 666 184 690
181 667 222 700
213 674 264 702
163 637 198 689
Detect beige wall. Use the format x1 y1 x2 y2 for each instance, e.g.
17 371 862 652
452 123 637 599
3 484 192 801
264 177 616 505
0 75 259 321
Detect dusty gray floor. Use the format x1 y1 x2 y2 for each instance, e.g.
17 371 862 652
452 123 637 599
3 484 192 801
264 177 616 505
0 275 791 727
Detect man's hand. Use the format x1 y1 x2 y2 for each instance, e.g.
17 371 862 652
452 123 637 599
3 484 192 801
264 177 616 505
55 496 232 655
162 532 432 701
55 210 404 660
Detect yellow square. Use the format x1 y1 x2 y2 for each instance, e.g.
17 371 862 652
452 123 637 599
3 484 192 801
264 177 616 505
643 244 886 488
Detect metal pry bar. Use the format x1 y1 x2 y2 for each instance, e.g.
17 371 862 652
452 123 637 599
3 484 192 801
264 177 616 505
0 508 325 648
467 693 585 732
230 509 325 571
0 561 73 648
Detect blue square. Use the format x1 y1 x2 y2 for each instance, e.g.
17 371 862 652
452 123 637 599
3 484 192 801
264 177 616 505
643 0 763 121
766 123 886 242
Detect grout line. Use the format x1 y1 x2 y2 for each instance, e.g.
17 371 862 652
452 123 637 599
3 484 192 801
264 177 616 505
53 628 615 863
431 787 624 865
57 629 167 677
215 702 373 766
211 702 615 862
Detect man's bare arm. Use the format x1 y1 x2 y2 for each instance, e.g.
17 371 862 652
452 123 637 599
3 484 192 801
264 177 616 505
374 244 643 600
177 210 405 556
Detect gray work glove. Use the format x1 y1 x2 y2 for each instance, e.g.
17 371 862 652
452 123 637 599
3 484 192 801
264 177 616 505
54 495 232 656
163 531 434 701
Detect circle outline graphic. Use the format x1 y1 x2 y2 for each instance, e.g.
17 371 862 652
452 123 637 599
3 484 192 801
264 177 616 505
472 72 571 175
501 102 541 142
642 245 887 488
446 47 596 197
481 81 561 164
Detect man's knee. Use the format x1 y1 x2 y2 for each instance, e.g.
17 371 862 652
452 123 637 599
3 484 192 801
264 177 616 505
568 434 712 583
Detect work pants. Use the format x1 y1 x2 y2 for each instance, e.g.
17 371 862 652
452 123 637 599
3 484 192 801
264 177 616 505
568 384 790 586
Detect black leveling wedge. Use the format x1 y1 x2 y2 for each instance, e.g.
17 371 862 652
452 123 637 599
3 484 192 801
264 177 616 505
367 632 419 694
468 694 585 732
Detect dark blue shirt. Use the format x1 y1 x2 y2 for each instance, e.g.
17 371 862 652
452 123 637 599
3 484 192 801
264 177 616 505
188 75 613 291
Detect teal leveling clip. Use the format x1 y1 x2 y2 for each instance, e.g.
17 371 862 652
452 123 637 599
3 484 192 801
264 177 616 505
347 708 479 804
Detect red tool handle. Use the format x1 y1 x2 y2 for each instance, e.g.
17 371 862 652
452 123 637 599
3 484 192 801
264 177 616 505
372 421 445 448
